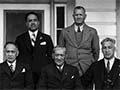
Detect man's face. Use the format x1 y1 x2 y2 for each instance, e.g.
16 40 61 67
54 49 65 66
26 14 40 32
5 44 19 63
73 8 86 25
102 41 115 60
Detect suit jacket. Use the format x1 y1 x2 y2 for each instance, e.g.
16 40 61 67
81 58 120 90
15 31 54 72
0 60 33 90
37 63 83 90
58 23 99 76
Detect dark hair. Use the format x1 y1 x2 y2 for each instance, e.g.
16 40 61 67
73 6 86 14
25 12 39 22
4 42 18 49
101 37 116 46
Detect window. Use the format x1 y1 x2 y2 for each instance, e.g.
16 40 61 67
55 4 66 45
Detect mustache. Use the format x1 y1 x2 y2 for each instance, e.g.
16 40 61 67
31 24 36 26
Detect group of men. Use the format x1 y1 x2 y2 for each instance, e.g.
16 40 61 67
0 5 120 90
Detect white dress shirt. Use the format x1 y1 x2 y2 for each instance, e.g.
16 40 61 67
28 30 38 40
104 57 115 71
7 60 16 72
74 24 84 32
56 64 64 71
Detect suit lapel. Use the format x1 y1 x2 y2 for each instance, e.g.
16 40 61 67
24 32 33 52
109 58 120 84
67 24 91 48
78 24 91 47
62 64 69 81
24 31 43 52
2 61 11 77
12 61 23 79
34 31 43 48
53 65 62 80
67 24 78 47
62 67 67 81
100 59 106 86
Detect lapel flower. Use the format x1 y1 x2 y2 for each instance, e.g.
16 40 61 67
21 68 25 73
71 75 74 79
40 36 43 40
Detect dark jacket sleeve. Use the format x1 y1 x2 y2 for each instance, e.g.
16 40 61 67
91 29 100 61
46 35 54 63
81 63 94 89
74 67 83 90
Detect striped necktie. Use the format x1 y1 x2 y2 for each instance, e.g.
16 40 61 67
31 33 36 46
10 64 14 72
107 60 110 73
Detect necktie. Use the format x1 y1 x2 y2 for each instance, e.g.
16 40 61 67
10 64 14 72
77 26 81 32
76 26 82 45
31 33 36 46
107 60 110 73
59 66 62 72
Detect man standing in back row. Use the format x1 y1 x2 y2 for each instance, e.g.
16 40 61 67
59 6 100 76
15 12 54 89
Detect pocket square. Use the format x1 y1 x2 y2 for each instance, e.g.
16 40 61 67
40 42 46 45
21 68 25 73
71 75 74 79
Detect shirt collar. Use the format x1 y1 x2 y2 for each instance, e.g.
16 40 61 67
28 30 38 38
74 24 84 32
56 64 64 70
7 60 16 67
104 57 115 70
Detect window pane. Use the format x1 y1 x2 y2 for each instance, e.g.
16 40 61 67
57 7 64 28
57 30 61 45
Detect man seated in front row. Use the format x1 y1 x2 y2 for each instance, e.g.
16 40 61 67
37 46 83 90
81 37 120 90
0 42 34 90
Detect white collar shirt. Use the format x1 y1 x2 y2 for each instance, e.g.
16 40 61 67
28 30 38 40
7 60 16 71
74 24 84 32
56 64 64 71
104 57 115 70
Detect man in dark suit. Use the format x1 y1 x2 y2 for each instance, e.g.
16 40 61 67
15 12 54 88
58 6 100 76
0 42 33 90
37 46 83 90
81 37 120 90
